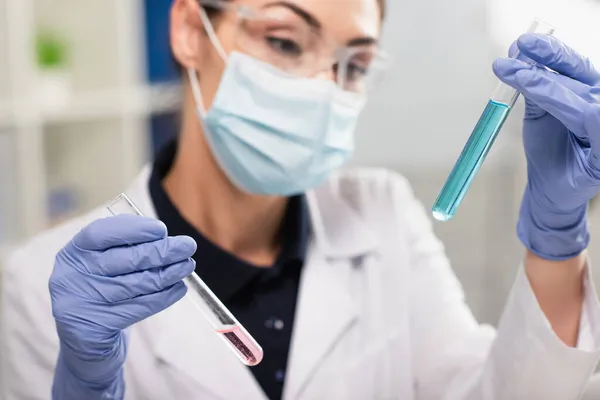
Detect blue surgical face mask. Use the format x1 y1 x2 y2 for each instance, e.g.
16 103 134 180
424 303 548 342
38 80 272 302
188 9 366 196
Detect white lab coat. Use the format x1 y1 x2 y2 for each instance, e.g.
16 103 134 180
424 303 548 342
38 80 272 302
2 166 600 400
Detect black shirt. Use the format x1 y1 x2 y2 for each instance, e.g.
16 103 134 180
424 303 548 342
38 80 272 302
149 140 309 400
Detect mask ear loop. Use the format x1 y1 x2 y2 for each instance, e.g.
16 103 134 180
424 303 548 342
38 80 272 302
187 4 229 119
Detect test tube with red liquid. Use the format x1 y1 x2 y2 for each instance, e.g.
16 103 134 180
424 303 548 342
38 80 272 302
107 193 264 367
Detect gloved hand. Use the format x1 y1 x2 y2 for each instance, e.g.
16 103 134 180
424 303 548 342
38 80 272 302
493 33 600 260
49 214 197 399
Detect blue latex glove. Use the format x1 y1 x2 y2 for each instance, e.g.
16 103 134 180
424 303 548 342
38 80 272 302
493 33 600 260
49 214 197 399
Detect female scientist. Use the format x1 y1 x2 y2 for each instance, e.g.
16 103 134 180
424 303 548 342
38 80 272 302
3 0 600 399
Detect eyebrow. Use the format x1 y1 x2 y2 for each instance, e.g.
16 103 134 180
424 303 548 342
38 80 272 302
347 37 378 47
263 1 378 47
264 1 321 29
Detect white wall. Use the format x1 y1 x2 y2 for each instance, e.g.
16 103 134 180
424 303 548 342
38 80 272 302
350 0 524 325
353 0 507 169
488 0 600 62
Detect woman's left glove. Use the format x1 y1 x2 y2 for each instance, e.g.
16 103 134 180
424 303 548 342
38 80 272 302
493 33 600 260
50 215 197 399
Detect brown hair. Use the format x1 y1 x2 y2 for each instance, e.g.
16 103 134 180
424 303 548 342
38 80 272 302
377 0 386 20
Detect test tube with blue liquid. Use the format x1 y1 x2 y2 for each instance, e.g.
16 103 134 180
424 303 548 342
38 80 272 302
432 18 556 221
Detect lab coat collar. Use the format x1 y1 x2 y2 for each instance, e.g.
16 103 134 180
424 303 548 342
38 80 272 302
306 176 379 259
129 165 380 259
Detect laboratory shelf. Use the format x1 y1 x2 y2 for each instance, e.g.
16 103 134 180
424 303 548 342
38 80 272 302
33 0 124 94
0 0 162 242
0 101 13 126
32 83 182 124
0 1 11 103
38 89 132 124
0 62 11 107
43 117 148 225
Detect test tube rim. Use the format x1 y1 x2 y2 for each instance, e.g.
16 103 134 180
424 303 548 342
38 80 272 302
530 17 556 34
107 193 145 217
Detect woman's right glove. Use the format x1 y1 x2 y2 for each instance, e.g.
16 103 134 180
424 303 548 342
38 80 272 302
49 214 197 400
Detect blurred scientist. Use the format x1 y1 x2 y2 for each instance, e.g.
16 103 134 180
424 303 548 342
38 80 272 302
3 0 600 399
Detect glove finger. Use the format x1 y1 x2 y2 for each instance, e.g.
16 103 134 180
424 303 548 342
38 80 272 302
584 104 600 169
494 58 592 137
515 68 591 140
99 258 196 302
93 235 197 276
74 215 167 251
72 282 188 332
509 41 536 64
517 33 600 85
107 282 188 330
505 43 546 119
493 58 595 101
509 41 519 58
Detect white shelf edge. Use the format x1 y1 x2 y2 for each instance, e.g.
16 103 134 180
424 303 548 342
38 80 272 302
11 83 182 125
2 0 181 241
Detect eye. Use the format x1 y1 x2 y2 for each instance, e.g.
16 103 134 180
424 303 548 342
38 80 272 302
346 62 368 81
266 36 303 57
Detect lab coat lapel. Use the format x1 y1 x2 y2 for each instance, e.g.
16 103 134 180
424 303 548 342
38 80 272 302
284 181 379 398
125 169 380 398
125 168 266 399
284 247 357 399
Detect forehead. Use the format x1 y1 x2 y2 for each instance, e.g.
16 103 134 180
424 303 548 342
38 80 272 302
241 0 382 40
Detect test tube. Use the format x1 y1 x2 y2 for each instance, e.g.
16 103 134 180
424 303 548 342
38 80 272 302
107 193 264 366
431 18 556 222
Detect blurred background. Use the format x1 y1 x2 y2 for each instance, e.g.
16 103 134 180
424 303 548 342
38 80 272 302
0 0 599 328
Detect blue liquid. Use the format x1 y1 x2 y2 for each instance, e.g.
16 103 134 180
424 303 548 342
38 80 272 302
432 100 510 221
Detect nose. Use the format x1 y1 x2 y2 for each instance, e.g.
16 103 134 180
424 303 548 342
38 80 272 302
312 66 337 83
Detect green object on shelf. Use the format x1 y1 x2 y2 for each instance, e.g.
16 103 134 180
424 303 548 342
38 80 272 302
36 32 68 69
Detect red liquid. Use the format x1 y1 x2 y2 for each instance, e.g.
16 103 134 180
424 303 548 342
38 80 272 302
216 325 264 366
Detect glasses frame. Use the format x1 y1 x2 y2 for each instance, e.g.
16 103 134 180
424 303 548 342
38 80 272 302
197 0 391 93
